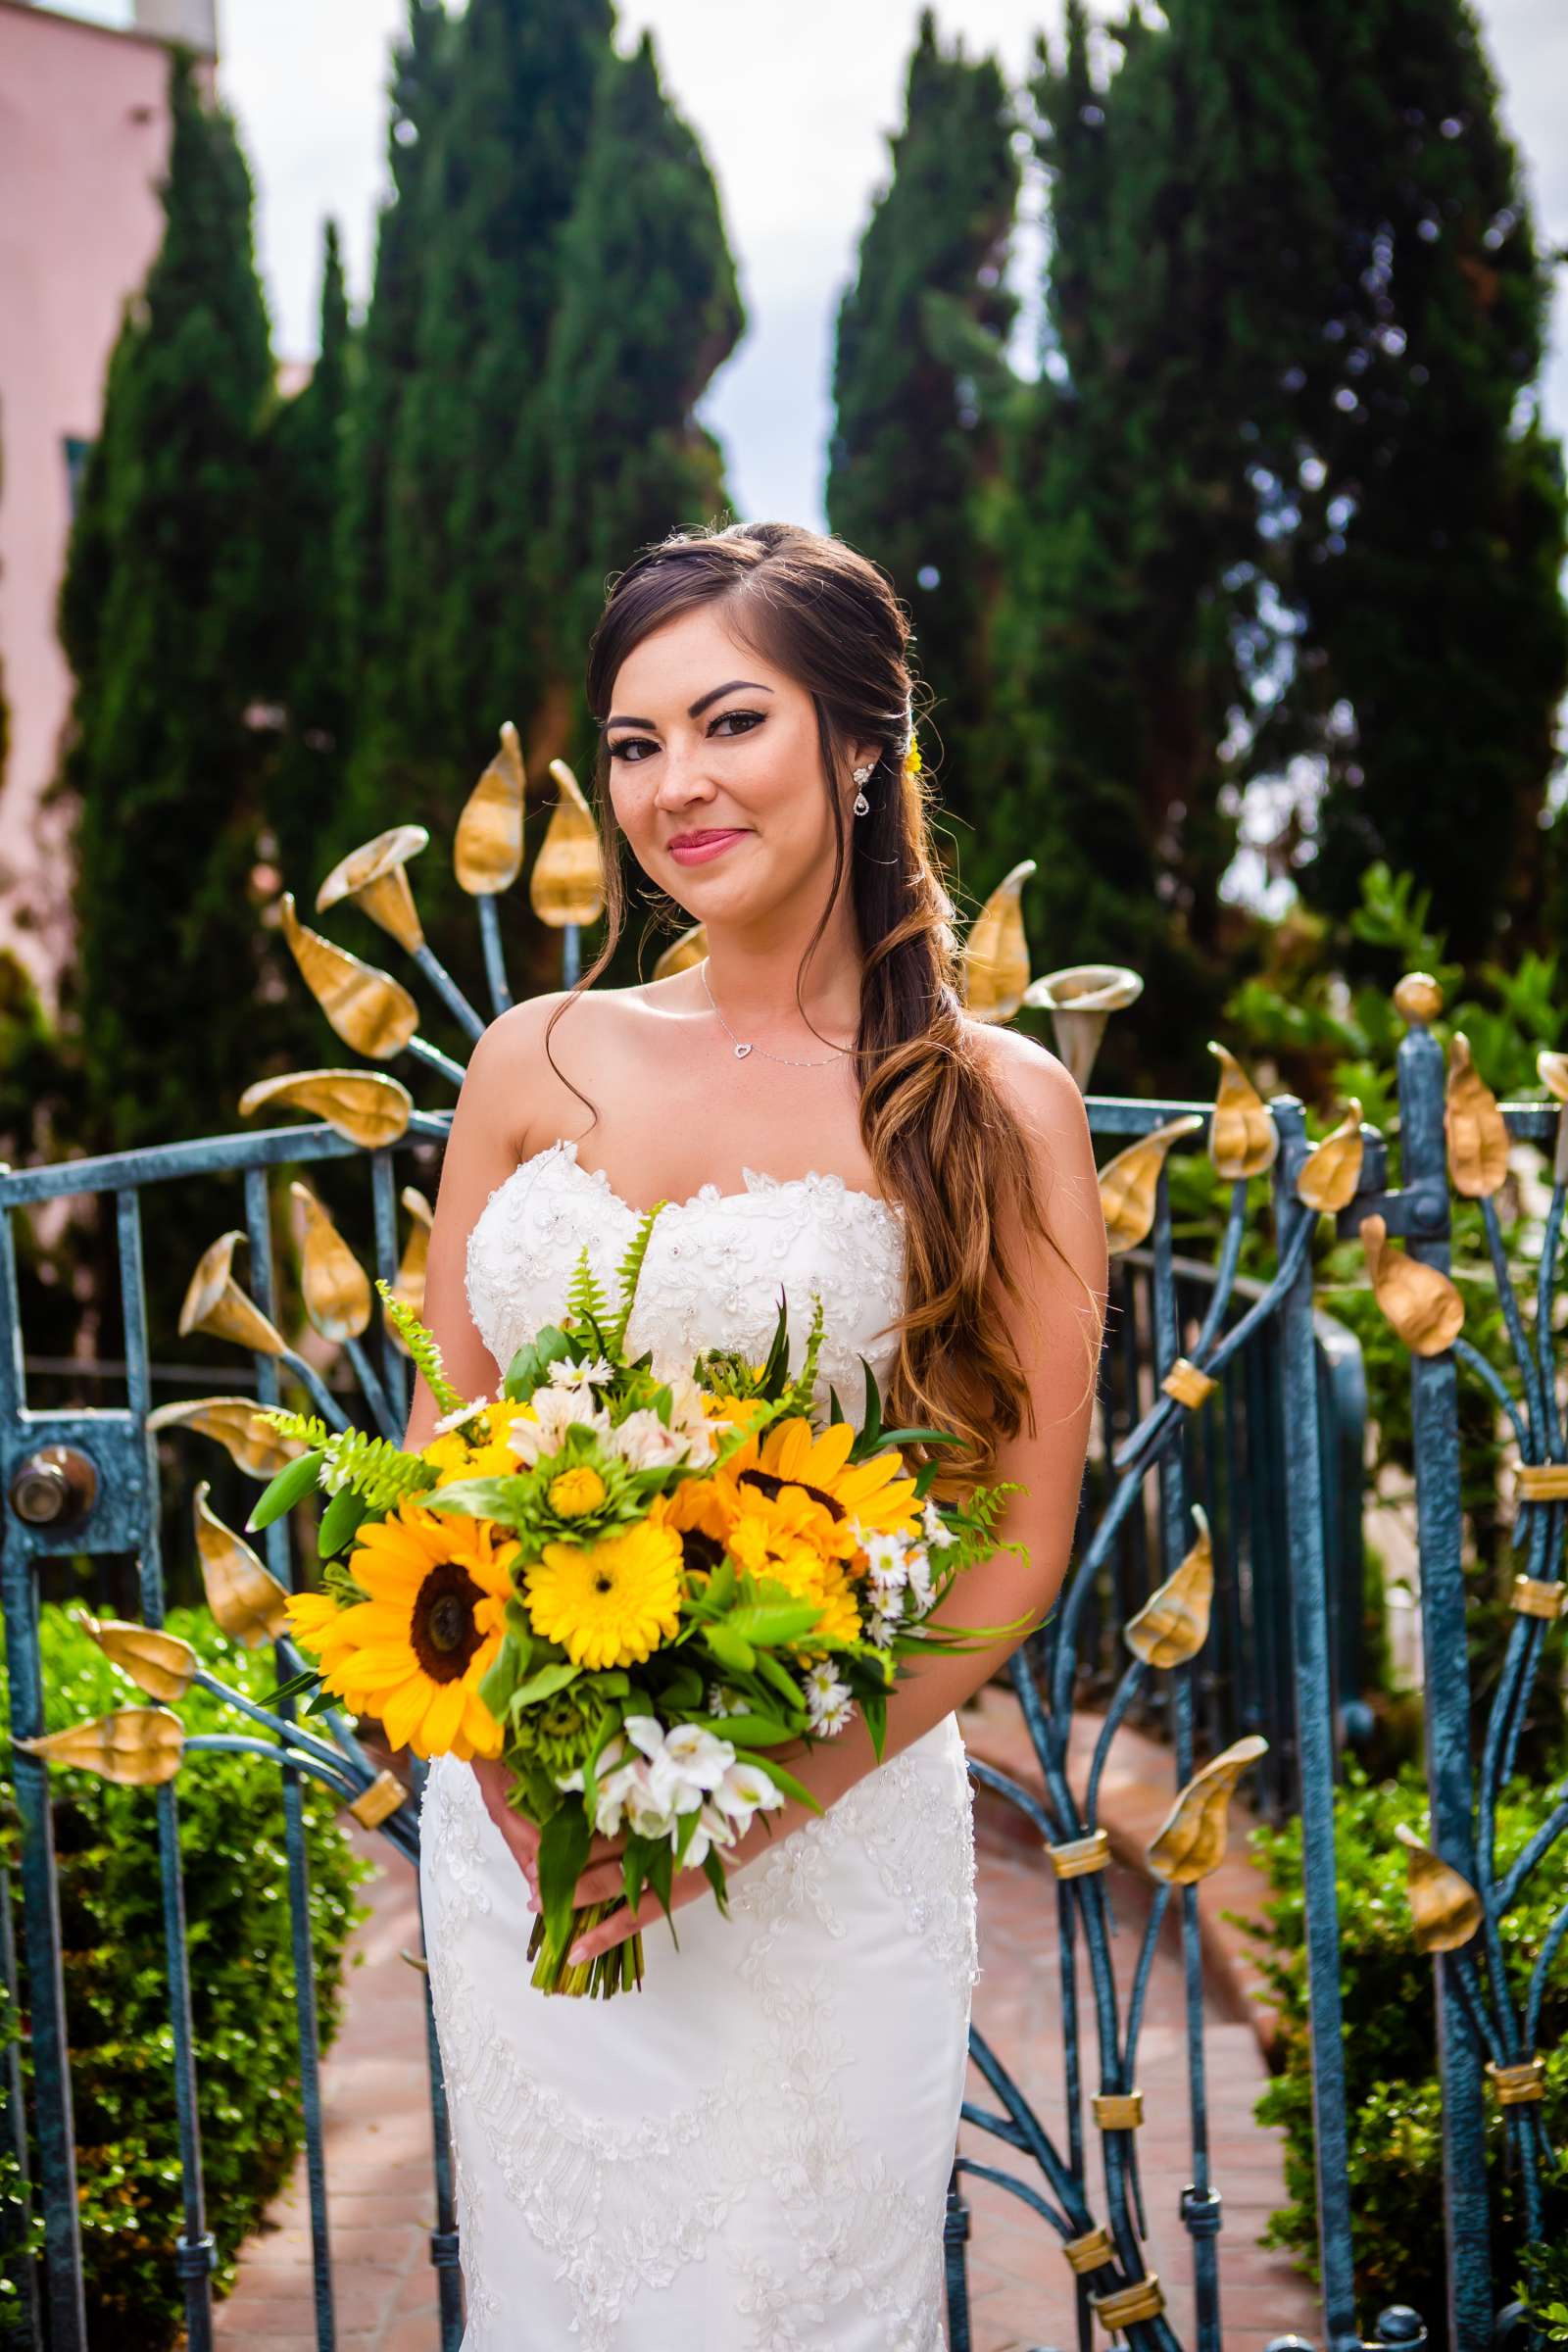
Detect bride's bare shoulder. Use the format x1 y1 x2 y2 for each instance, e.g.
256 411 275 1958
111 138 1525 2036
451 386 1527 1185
482 973 691 1057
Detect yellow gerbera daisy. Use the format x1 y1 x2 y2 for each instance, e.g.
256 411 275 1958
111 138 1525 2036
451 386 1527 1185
726 1487 862 1642
525 1507 683 1670
421 1396 539 1488
297 1498 517 1760
724 1416 921 1547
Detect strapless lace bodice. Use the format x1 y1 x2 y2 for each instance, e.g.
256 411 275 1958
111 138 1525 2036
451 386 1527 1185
465 1137 908 1424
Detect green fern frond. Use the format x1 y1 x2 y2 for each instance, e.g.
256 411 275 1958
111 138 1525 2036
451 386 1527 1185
373 1277 465 1413
777 1289 828 1420
565 1245 611 1336
609 1203 666 1352
320 1425 436 1513
253 1404 336 1450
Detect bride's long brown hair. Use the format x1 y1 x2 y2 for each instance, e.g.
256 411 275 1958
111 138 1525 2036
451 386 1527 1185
548 518 1094 1491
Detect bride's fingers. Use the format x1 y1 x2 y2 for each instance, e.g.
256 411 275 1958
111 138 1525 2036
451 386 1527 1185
566 1877 695 1965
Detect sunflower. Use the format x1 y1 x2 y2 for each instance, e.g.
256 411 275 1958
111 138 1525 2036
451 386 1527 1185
524 1506 683 1670
723 1416 921 1548
296 1497 517 1760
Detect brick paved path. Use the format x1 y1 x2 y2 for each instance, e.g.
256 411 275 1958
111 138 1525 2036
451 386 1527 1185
210 1790 1321 2349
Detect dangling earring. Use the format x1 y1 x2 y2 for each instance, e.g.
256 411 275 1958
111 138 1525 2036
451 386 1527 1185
852 761 873 817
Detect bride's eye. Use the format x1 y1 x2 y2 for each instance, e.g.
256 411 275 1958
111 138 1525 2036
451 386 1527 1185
608 711 763 763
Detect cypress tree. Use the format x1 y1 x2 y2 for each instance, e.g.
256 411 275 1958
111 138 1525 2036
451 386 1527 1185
56 52 273 1153
540 29 743 782
1283 0 1568 962
826 10 1020 851
262 220 352 906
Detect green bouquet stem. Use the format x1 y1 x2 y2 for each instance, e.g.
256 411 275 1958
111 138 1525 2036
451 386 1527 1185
527 1898 645 1998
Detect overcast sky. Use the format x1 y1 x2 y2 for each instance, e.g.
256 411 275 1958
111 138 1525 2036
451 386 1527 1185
55 0 1568 527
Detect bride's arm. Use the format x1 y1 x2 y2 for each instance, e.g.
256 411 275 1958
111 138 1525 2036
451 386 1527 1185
564 1039 1107 1963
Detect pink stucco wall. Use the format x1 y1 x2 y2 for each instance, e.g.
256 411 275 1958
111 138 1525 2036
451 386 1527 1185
0 1 183 1003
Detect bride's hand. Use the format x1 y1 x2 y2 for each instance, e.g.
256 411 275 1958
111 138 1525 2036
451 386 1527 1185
469 1754 627 1899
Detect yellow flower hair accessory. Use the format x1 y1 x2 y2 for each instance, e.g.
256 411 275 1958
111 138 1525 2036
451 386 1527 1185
904 733 922 780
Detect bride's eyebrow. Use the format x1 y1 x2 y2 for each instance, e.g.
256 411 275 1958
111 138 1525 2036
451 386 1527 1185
597 681 774 733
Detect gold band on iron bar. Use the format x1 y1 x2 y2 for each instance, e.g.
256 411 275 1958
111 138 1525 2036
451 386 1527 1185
1161 1356 1217 1410
1062 2225 1115 2275
1091 2273 1165 2328
1047 1830 1112 1879
1510 1575 1566 1621
1091 2090 1144 2131
1486 2057 1545 2106
1515 1462 1568 1502
348 1769 410 1830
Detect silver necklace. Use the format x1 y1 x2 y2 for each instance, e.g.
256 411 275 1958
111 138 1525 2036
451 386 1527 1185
699 957 852 1068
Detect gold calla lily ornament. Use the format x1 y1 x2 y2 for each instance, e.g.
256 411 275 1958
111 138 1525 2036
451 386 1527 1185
18 1708 184 1788
278 894 420 1061
1446 1034 1510 1200
1147 1736 1269 1885
1360 1212 1464 1356
291 1182 372 1344
1207 1043 1279 1181
236 1068 413 1152
1395 1823 1484 1953
1097 1115 1205 1257
193 1481 292 1648
654 921 708 981
456 721 527 897
531 759 605 930
1022 964 1144 1092
146 1396 304 1479
1124 1507 1214 1670
177 1233 288 1357
962 859 1037 1025
1297 1100 1365 1215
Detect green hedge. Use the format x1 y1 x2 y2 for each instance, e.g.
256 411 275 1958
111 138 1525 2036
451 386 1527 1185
1246 1758 1568 2339
1 1603 372 2347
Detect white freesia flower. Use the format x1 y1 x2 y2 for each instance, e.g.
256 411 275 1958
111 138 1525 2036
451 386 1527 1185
623 1715 736 1815
662 1371 720 1468
606 1408 691 1472
712 1760 785 1835
923 1498 956 1548
506 1386 612 1466
905 1544 934 1610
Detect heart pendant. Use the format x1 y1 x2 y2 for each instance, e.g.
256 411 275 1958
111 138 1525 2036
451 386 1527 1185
734 1042 753 1058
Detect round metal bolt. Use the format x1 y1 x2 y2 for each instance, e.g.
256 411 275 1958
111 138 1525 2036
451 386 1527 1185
10 1445 98 1528
1373 2310 1429 2347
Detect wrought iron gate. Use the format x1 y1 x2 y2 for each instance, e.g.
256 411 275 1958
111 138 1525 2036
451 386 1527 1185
0 859 1559 2346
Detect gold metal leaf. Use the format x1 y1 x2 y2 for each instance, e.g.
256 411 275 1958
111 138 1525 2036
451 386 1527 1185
1395 1822 1483 1953
83 1616 198 1703
1146 1735 1269 1886
654 922 708 981
961 859 1036 1024
1297 1099 1365 1215
291 1182 372 1343
146 1396 301 1478
384 1188 433 1342
1446 1034 1510 1199
316 824 429 954
1207 1043 1279 1180
1097 1115 1204 1256
1360 1213 1464 1356
176 1234 287 1357
279 894 419 1061
18 1708 183 1788
1125 1507 1214 1669
1539 1051 1568 1104
237 1068 413 1152
456 721 526 896
1394 971 1445 1026
530 759 604 928
193 1480 291 1648
1020 963 1144 1092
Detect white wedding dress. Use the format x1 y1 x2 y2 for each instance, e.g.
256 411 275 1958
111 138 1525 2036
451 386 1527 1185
418 1138 981 2350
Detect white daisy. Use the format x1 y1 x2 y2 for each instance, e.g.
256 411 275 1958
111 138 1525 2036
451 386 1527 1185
431 1394 494 1439
923 1498 957 1548
548 1354 614 1390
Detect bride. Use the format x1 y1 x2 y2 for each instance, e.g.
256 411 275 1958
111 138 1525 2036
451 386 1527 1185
406 519 1106 2348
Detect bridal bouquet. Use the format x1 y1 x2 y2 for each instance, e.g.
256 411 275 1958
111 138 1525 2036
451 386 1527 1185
251 1201 1025 1998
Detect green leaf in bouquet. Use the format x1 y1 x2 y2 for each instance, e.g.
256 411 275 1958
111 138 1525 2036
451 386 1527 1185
503 1323 573 1399
537 1801 592 1964
754 1648 808 1712
622 1836 648 1919
318 1485 369 1559
421 1475 528 1521
660 1660 706 1711
652 1384 673 1428
878 1427 957 1450
758 1291 791 1396
477 1629 528 1721
673 1798 707 1867
690 1711 796 1745
246 1447 327 1533
258 1664 325 1709
690 1559 736 1613
860 1686 887 1764
743 1751 822 1817
700 1845 731 1916
723 1599 824 1648
858 1357 883 1452
582 1704 626 1819
644 1838 680 1948
702 1625 756 1675
510 1658 582 1711
827 1382 845 1427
